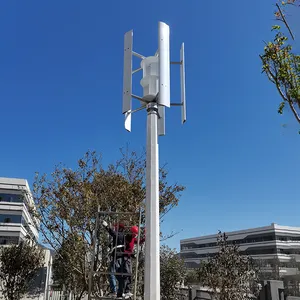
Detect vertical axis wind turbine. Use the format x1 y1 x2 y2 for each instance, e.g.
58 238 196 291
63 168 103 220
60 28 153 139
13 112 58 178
122 21 186 300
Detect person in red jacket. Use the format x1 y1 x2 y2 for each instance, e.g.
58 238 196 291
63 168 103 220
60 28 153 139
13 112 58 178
117 226 145 299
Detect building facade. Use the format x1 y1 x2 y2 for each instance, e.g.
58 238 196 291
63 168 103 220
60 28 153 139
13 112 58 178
0 177 39 244
0 177 53 300
180 224 300 276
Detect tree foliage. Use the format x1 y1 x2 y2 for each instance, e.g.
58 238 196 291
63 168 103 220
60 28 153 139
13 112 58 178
160 245 186 300
33 149 185 298
284 275 300 297
0 242 44 300
184 269 199 287
132 245 186 300
261 1 300 129
255 257 282 281
256 257 300 296
282 257 300 297
197 232 259 300
52 233 88 300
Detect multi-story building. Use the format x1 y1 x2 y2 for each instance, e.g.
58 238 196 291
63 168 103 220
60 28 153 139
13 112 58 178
0 177 39 244
180 223 300 276
0 177 53 300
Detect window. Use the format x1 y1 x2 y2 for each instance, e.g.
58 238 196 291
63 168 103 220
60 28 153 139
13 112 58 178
0 236 19 245
0 214 22 223
181 242 218 250
276 235 300 242
180 252 217 259
181 234 278 250
0 193 24 203
244 247 277 255
0 193 32 215
238 234 276 245
21 216 26 225
279 248 300 255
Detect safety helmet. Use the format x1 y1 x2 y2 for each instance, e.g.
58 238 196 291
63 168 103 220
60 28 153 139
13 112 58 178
114 223 125 231
118 223 125 230
130 226 139 235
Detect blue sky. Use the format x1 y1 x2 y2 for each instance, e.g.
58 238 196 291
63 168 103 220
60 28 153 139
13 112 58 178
0 1 300 250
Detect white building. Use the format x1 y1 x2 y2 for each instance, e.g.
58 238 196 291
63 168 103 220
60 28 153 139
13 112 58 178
0 177 39 243
0 177 52 300
180 223 300 276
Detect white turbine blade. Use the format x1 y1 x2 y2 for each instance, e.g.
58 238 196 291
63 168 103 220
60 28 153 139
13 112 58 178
180 42 186 124
124 111 132 132
122 30 133 114
158 22 170 108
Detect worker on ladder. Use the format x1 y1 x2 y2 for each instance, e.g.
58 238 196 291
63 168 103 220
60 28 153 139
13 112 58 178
102 220 126 298
103 221 145 299
119 226 145 299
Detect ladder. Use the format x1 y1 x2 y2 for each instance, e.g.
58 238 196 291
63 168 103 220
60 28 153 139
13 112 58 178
88 209 144 300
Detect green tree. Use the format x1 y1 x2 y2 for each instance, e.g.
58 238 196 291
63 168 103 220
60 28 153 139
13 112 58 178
0 242 44 300
255 257 281 281
160 245 186 300
33 149 185 298
197 232 259 300
184 269 198 287
260 1 300 129
52 233 88 300
255 257 300 296
284 275 300 297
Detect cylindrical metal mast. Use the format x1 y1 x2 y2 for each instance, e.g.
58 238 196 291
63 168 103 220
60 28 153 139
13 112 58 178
144 102 160 300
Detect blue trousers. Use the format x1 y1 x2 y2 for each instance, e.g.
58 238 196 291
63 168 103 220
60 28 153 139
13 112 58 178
109 260 117 293
109 257 132 296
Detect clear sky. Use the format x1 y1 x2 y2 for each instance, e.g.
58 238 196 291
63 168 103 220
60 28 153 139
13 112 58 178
0 1 300 250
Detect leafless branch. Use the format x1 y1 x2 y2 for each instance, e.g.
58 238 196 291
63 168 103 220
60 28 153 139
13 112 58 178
259 55 277 84
288 100 300 122
160 230 181 242
276 3 295 40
